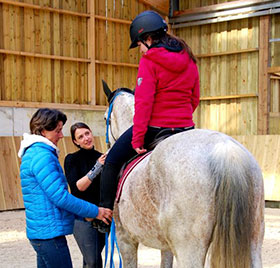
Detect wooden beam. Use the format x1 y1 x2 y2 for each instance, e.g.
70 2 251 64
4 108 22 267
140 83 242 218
0 49 90 63
88 1 96 105
258 16 270 134
268 66 280 73
200 93 257 101
173 0 273 17
0 3 3 101
270 112 280 118
196 48 258 58
0 100 107 111
95 60 139 68
271 75 280 80
138 0 169 15
0 0 89 17
95 15 131 25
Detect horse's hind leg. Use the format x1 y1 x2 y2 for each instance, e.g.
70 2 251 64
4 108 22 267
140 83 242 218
161 250 173 268
174 243 207 268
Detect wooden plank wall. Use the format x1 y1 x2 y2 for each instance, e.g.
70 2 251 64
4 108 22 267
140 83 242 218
1 135 280 211
234 135 280 202
0 0 162 108
94 0 149 105
0 136 106 211
174 15 259 136
0 0 89 105
174 1 280 136
269 14 280 134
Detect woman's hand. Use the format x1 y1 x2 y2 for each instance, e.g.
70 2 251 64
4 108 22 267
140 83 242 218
96 207 113 225
135 147 147 154
98 154 107 165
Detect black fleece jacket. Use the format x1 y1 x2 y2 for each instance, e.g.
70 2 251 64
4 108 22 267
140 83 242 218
64 147 102 205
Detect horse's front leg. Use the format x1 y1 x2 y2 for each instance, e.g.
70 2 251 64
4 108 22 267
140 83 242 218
114 206 139 268
118 238 138 268
161 250 173 268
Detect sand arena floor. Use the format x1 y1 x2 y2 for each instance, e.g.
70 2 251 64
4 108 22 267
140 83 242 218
0 208 279 268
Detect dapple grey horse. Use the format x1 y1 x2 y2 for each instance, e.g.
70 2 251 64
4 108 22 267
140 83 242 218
103 81 264 268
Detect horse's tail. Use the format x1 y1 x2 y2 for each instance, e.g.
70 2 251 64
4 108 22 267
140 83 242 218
208 138 255 268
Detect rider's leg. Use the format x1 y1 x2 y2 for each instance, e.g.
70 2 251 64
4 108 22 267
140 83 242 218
99 163 121 210
96 127 136 232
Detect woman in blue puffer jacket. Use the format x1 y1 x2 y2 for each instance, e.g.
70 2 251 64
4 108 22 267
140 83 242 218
18 108 112 268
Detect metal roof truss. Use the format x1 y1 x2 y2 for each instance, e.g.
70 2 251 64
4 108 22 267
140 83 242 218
169 0 280 28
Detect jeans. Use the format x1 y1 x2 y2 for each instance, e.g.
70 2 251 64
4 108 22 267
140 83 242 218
73 220 105 268
29 236 72 268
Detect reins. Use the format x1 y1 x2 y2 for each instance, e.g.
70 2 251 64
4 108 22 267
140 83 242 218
105 92 121 148
104 87 134 268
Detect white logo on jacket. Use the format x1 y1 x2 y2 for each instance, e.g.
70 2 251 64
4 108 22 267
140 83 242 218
137 77 143 86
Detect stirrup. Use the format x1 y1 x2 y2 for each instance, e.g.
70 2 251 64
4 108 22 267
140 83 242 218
91 219 110 233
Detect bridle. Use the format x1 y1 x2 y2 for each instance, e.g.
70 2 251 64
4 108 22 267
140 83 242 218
105 88 134 149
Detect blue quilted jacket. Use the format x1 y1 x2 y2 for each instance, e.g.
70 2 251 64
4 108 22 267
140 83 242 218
18 134 99 239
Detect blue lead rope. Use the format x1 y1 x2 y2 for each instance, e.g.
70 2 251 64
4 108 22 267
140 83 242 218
104 92 123 267
104 218 122 268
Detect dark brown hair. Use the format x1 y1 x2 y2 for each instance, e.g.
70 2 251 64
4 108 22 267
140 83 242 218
30 108 67 135
70 122 91 148
143 32 197 63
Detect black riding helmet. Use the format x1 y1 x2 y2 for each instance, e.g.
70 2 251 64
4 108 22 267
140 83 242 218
129 10 168 49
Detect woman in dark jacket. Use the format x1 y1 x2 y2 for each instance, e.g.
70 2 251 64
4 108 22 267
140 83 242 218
64 122 106 268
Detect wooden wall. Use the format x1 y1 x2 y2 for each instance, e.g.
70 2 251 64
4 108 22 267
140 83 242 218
0 0 154 109
234 135 280 202
269 14 280 134
173 1 280 136
94 0 148 106
0 136 106 211
0 0 89 105
1 0 279 135
177 17 259 136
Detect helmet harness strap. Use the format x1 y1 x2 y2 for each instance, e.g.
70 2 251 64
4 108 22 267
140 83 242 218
140 39 151 50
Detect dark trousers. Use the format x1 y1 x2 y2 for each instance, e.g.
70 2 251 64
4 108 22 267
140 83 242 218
29 236 72 268
100 125 194 209
73 220 105 268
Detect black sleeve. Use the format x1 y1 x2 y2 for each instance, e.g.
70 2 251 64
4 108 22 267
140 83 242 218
64 154 83 196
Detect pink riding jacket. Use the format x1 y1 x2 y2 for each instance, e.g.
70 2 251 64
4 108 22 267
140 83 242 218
132 47 200 149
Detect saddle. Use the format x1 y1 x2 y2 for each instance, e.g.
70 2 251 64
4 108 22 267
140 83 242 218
116 151 152 202
116 126 194 202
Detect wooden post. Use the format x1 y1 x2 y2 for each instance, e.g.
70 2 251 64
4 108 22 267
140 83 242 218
258 15 270 134
0 3 4 100
87 0 96 105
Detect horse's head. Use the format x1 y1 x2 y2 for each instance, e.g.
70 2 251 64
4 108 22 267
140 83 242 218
102 80 135 148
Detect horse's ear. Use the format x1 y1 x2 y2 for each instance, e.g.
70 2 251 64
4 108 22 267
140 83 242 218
102 80 111 99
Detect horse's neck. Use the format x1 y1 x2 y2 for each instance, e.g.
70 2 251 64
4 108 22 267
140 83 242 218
112 93 135 138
